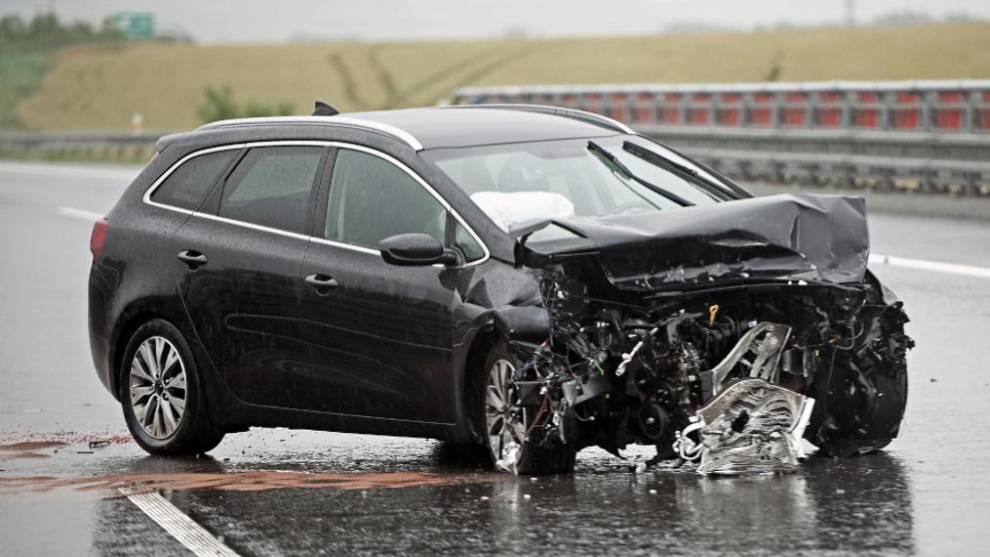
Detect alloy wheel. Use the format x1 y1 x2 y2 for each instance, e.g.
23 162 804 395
484 358 527 472
129 336 187 440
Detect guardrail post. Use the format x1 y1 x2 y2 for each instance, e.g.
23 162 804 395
708 93 717 127
966 90 977 133
841 90 853 128
922 90 934 132
771 91 781 129
880 90 892 131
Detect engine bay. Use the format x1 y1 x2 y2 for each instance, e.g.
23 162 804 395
497 265 913 475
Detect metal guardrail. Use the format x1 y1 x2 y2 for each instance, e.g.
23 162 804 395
451 80 990 197
637 126 990 197
0 131 158 148
0 131 158 163
452 79 990 134
2 93 989 197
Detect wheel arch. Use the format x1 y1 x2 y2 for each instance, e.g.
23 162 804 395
109 298 189 401
455 305 550 442
460 326 500 442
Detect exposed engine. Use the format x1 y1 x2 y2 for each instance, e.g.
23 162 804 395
500 266 913 475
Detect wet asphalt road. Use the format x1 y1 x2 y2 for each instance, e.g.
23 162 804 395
1 161 989 556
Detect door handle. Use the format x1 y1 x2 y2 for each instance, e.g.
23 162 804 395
305 273 339 294
177 250 208 269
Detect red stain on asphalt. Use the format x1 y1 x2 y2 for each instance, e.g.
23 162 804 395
0 441 67 452
0 470 495 494
0 441 66 460
1 452 50 460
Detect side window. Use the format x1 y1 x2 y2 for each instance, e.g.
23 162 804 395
218 146 325 234
325 150 446 250
454 222 485 263
150 150 236 210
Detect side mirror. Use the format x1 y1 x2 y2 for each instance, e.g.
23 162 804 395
379 233 459 267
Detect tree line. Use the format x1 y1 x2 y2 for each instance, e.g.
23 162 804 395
0 11 123 51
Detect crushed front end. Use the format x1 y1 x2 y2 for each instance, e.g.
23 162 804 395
496 194 913 474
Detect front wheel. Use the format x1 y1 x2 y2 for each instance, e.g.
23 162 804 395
811 309 911 457
479 343 576 475
120 319 224 455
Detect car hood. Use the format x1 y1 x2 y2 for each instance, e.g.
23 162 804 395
525 193 870 291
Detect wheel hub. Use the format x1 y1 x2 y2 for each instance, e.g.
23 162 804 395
484 358 527 473
129 336 187 440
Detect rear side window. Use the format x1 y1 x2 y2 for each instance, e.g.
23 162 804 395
325 149 446 250
218 146 325 234
150 150 236 210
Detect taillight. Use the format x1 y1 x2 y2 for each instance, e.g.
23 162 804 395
90 218 109 262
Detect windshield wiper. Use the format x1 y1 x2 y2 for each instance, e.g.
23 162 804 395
621 140 734 200
587 141 692 207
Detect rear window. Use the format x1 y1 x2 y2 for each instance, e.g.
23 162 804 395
150 150 237 211
218 146 325 234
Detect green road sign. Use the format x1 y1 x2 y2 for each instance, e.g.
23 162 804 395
108 12 155 40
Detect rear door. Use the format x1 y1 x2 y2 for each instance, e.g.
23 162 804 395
294 146 485 422
174 144 329 408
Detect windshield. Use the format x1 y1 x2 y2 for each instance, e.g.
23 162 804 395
423 136 736 234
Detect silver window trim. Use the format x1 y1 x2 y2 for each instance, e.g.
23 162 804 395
142 140 491 267
197 116 424 151
444 103 636 135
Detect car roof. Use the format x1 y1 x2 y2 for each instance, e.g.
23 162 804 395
191 105 629 151
348 106 623 149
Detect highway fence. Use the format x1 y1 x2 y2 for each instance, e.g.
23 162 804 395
452 80 990 197
0 131 157 164
2 79 989 197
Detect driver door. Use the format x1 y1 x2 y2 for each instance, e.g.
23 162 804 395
293 147 476 423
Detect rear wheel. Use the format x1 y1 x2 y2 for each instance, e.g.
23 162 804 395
120 319 224 455
479 343 576 475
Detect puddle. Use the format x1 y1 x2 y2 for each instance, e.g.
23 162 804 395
0 441 68 452
0 440 68 460
0 470 497 494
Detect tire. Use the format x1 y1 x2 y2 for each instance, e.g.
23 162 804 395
475 341 577 475
812 314 910 458
119 319 224 455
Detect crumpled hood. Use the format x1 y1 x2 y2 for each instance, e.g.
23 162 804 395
543 193 869 291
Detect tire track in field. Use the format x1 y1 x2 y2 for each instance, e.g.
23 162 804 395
327 51 370 110
380 45 511 108
367 44 537 109
368 45 402 109
422 44 537 106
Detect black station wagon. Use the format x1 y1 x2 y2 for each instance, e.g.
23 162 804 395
89 105 911 475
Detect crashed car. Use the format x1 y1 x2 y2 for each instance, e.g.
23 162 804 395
88 104 911 475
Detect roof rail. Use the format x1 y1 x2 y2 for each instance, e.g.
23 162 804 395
196 116 423 150
444 103 635 135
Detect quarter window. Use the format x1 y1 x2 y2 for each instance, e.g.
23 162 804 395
325 149 447 250
218 146 325 234
150 150 236 211
454 222 485 262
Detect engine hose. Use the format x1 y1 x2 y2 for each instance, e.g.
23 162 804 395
673 421 705 461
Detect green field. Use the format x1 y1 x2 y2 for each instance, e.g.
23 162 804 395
10 22 990 132
0 50 53 128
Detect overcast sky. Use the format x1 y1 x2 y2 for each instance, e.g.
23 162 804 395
3 0 988 43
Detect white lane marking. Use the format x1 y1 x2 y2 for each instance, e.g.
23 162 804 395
120 487 241 557
870 253 990 280
0 161 139 181
56 206 104 221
